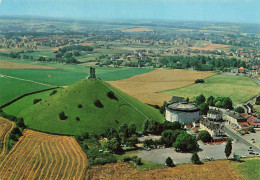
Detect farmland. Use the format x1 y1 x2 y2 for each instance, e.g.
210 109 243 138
163 74 260 104
0 118 15 158
230 157 260 180
0 129 87 180
0 60 55 69
122 27 154 32
108 69 215 106
190 43 230 51
86 161 243 179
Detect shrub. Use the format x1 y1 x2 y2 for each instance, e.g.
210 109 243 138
123 157 131 162
107 91 118 101
94 100 104 108
76 117 80 121
50 90 57 96
33 99 42 104
195 79 205 83
166 157 175 167
82 132 90 139
197 130 212 143
78 104 83 108
59 111 67 120
191 152 202 164
235 106 245 113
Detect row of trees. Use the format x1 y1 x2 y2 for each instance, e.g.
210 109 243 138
159 56 247 71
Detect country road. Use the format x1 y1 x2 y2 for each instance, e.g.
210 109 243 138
223 125 260 153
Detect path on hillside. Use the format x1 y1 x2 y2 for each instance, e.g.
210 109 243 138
0 74 54 87
0 117 15 159
98 78 150 120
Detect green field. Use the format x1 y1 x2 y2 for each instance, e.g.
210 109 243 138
230 157 260 180
0 77 52 106
15 79 164 135
162 75 260 104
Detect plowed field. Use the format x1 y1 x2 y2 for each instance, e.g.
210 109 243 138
0 60 55 69
0 129 87 180
86 161 243 180
0 117 15 158
108 69 215 106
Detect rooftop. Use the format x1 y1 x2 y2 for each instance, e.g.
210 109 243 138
167 102 200 112
208 109 222 115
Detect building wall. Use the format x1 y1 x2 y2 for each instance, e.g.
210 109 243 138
165 109 200 124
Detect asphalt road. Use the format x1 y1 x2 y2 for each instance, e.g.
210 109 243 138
223 125 260 153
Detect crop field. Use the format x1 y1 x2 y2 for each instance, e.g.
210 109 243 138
122 27 153 32
108 69 215 106
163 74 260 104
0 118 15 158
190 43 230 51
230 157 260 180
0 60 55 69
86 161 242 179
0 129 87 180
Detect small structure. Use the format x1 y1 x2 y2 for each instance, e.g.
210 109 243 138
207 109 223 123
165 102 200 124
168 96 186 104
238 67 245 73
88 67 96 79
226 112 247 128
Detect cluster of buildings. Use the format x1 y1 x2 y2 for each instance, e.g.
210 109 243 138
165 96 259 140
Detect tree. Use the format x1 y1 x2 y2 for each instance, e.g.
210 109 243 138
199 103 209 115
197 130 212 143
235 106 245 113
166 157 175 167
143 120 149 134
160 101 168 114
191 152 201 164
33 99 42 104
119 123 129 140
161 129 184 147
59 111 67 120
173 133 199 152
206 96 215 106
222 97 233 110
196 94 205 105
225 138 232 159
105 137 122 154
94 99 104 108
82 132 90 139
128 122 136 136
126 134 138 147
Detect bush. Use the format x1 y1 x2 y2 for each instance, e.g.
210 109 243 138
82 132 90 139
33 99 42 104
76 117 80 121
166 157 175 167
123 157 132 162
94 100 104 108
50 90 57 96
59 111 67 120
255 100 260 105
77 104 83 108
107 91 118 101
235 106 245 113
197 130 212 143
195 79 205 83
191 152 202 164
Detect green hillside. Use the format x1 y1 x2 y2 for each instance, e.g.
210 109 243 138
18 78 164 135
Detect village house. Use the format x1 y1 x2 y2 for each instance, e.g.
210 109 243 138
226 112 247 128
207 109 223 123
200 119 225 137
241 113 260 128
238 67 245 73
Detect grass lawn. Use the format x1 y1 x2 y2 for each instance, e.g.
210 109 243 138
230 157 260 180
18 79 164 135
3 89 54 116
253 105 260 113
0 77 52 106
162 74 260 104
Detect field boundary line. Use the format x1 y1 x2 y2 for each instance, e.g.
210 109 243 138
0 117 15 159
97 78 150 120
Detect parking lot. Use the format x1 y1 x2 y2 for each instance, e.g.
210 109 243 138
241 130 260 149
137 141 253 164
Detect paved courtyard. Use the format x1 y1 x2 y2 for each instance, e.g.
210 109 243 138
137 141 253 164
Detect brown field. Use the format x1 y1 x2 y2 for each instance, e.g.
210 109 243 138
122 27 153 32
86 161 242 180
108 69 215 106
80 43 95 46
0 60 55 69
0 129 87 180
190 43 230 51
0 118 15 158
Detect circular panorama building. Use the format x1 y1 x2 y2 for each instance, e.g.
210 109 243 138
165 102 200 124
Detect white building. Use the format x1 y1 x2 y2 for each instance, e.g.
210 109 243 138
165 102 200 125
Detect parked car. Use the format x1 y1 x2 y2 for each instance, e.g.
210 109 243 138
249 152 255 155
240 155 247 158
203 158 208 162
255 152 259 155
210 158 214 161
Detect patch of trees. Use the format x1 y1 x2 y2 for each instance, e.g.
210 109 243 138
143 120 184 135
0 110 26 150
124 155 142 166
33 99 42 104
94 100 104 108
158 55 247 71
87 148 117 165
197 130 212 143
107 91 118 101
194 94 233 112
195 79 205 83
59 111 67 120
58 45 93 53
235 106 245 113
173 133 199 152
50 90 57 96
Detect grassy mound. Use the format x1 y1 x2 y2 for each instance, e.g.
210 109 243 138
18 78 164 135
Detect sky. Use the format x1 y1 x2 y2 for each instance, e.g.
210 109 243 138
0 0 259 24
